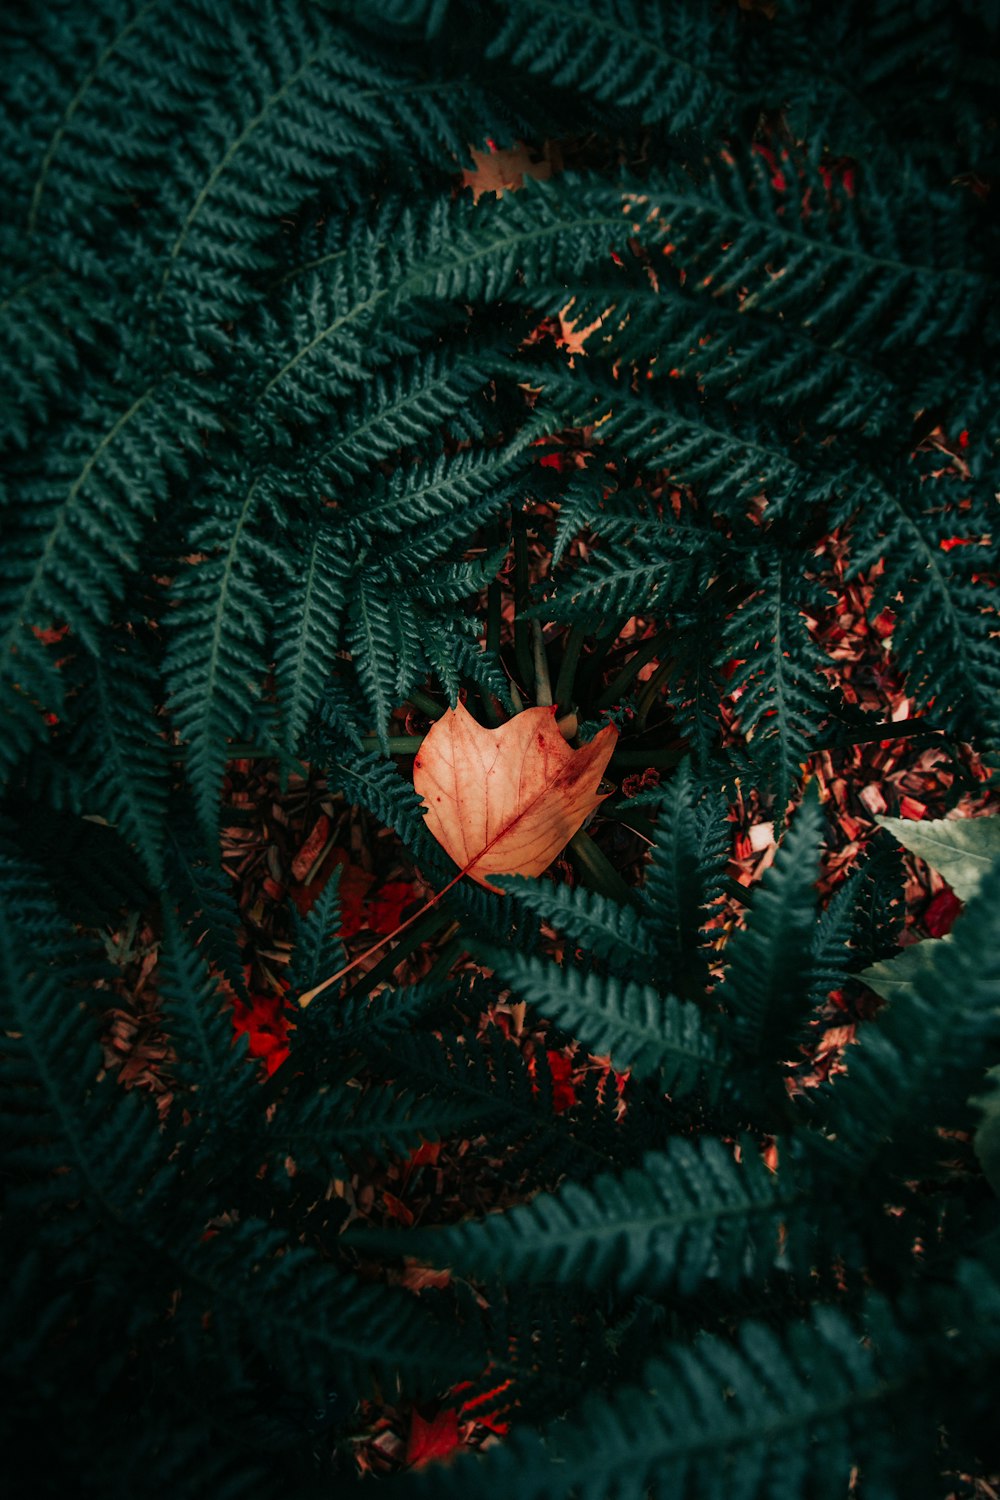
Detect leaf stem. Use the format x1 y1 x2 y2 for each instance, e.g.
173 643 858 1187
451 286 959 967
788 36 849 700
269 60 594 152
408 688 445 720
298 871 465 1008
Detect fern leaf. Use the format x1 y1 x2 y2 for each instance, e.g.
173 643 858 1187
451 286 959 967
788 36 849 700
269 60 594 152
475 945 727 1094
819 855 1000 1178
641 759 730 989
274 521 349 762
158 904 251 1111
487 0 743 134
498 875 656 985
181 1221 473 1402
69 643 169 884
721 558 832 817
420 1135 797 1298
167 468 284 835
419 1300 922 1500
289 867 343 995
718 784 824 1063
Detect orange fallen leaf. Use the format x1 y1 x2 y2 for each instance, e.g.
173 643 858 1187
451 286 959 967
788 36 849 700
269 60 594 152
296 704 617 1010
413 701 618 893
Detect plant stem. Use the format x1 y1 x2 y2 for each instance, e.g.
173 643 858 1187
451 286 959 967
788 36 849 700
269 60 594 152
568 829 638 906
554 622 588 710
513 514 534 692
408 688 445 720
486 579 501 660
594 628 671 710
532 620 553 705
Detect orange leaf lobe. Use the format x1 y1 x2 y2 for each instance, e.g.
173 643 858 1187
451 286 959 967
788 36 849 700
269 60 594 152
414 701 618 892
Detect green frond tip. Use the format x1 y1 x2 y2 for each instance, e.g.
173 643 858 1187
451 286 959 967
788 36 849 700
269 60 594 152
821 856 1000 1178
417 1299 923 1500
719 782 825 1064
473 943 727 1095
412 1134 798 1298
496 874 656 984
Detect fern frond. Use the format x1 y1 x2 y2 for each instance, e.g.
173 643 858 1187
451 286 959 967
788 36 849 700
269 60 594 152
498 875 656 985
167 467 285 835
818 856 1000 1179
852 469 1000 743
307 347 502 493
180 1221 474 1402
641 760 730 991
158 904 251 1111
322 747 436 861
718 784 824 1064
721 559 833 816
165 821 247 998
420 1300 921 1500
475 945 727 1094
288 868 343 996
0 843 170 1229
486 0 744 134
421 1135 798 1298
371 1030 618 1178
274 521 349 762
264 1076 482 1179
253 177 662 431
68 641 169 884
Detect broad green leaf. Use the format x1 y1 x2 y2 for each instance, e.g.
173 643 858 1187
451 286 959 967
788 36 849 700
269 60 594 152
876 814 1000 903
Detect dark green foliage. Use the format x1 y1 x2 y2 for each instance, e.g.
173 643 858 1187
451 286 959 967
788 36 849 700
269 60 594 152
2 1 999 1496
718 782 825 1063
411 1134 801 1298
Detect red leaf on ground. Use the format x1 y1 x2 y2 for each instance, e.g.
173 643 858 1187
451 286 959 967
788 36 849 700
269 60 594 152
382 1190 415 1227
406 1409 461 1469
232 992 292 1076
368 880 418 934
546 1049 578 1113
924 887 962 938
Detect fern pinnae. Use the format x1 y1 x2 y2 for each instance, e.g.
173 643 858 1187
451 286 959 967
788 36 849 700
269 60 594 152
475 943 727 1095
72 644 169 885
158 903 250 1110
497 875 656 984
23 0 164 237
274 520 349 762
167 467 282 835
718 784 825 1064
420 1134 799 1299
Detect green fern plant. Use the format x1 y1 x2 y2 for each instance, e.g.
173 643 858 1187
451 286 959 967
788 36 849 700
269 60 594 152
2 0 999 1495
